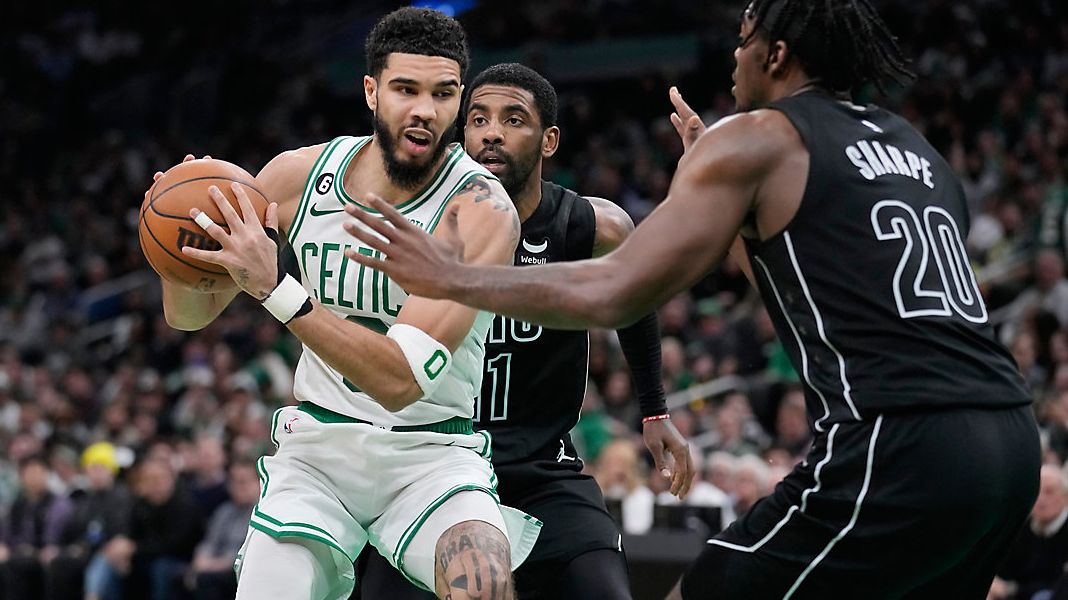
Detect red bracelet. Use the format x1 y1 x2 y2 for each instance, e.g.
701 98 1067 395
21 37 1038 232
642 414 670 423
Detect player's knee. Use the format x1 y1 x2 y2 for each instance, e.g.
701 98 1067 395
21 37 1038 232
433 520 513 600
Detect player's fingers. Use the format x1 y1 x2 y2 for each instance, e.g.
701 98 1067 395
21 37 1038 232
366 194 419 231
687 114 704 133
180 244 223 264
231 182 259 228
670 112 686 137
342 221 391 254
190 208 229 243
673 443 695 498
264 202 279 233
208 185 243 229
344 247 389 269
153 171 164 182
669 86 697 118
343 206 397 244
183 154 196 162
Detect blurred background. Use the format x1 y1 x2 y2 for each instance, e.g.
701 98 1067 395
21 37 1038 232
2 0 1068 598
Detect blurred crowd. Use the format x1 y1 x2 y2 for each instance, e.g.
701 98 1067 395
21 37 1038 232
2 0 1068 598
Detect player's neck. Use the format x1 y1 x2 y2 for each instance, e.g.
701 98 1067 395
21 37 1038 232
347 138 448 206
511 167 544 224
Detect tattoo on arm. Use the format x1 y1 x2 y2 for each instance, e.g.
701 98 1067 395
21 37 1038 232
461 176 511 213
435 521 513 600
236 268 250 289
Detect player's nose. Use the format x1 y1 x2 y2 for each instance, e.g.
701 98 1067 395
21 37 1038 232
410 92 436 121
482 122 503 145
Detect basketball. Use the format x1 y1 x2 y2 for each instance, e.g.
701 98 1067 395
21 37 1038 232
138 159 268 292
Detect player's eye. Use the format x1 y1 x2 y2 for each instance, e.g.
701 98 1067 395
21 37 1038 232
400 86 416 95
433 90 455 98
470 115 487 126
507 117 524 126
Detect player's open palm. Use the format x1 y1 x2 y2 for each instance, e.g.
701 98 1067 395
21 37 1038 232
343 193 465 299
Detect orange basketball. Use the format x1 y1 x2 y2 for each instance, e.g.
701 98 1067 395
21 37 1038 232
138 159 268 292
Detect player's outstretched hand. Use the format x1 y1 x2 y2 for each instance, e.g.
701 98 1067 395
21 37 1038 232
643 417 696 499
343 194 465 299
669 86 705 154
181 182 280 300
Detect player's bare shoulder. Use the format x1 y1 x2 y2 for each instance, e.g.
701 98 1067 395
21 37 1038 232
449 174 521 261
586 196 635 256
255 142 330 232
686 110 802 175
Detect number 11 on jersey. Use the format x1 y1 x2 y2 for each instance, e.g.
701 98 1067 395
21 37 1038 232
475 353 512 422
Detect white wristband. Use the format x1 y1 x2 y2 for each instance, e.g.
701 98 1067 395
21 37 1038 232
387 323 452 399
262 274 310 323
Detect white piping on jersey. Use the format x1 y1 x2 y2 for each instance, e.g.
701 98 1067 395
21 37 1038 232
784 232 863 424
708 423 839 553
753 256 832 432
783 415 883 599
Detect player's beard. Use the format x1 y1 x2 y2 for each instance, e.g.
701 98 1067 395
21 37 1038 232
477 145 540 198
373 113 455 190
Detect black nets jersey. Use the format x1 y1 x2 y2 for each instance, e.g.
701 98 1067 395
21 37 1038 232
475 181 597 469
745 91 1031 432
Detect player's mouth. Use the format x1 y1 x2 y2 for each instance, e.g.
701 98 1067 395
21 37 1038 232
402 128 433 155
477 151 509 174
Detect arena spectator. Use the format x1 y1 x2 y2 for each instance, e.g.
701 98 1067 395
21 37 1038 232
187 461 258 600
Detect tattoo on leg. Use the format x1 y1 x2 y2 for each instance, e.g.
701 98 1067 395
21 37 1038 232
434 520 513 600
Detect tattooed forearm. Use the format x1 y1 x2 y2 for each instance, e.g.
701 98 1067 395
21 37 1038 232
462 176 511 212
435 520 513 600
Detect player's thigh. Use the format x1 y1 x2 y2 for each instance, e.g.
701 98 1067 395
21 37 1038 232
236 529 348 600
558 548 631 600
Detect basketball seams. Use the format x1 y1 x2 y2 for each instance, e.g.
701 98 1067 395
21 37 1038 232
140 208 230 277
147 175 267 221
139 166 269 289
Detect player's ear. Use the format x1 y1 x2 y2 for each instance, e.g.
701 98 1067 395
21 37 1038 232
364 75 378 111
766 40 790 77
541 126 560 158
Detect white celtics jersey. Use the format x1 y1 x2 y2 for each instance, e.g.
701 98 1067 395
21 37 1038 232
286 135 495 426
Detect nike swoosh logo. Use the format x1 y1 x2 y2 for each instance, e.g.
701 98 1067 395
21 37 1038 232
310 204 345 217
522 238 548 253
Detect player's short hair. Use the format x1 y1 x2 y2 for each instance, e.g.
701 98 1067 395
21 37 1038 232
467 63 558 128
744 0 914 94
365 7 470 79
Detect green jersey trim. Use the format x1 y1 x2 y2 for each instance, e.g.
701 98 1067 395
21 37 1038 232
288 137 346 246
255 457 270 498
426 171 502 233
249 509 352 562
392 484 501 591
339 143 465 216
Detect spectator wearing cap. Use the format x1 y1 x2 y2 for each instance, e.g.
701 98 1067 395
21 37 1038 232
187 461 259 600
0 454 74 599
49 442 132 599
85 457 203 600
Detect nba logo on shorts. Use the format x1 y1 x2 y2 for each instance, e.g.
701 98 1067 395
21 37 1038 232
284 416 300 434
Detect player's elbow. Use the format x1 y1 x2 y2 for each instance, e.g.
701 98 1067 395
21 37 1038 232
163 306 210 331
374 380 424 413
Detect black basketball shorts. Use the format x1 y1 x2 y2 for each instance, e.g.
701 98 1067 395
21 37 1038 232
680 404 1040 599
